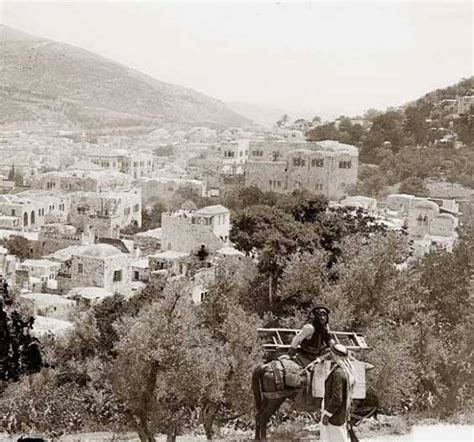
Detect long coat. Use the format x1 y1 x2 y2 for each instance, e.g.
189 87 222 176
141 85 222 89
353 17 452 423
323 366 351 426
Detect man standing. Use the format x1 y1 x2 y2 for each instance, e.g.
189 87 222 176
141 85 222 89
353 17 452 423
321 343 356 442
288 303 333 367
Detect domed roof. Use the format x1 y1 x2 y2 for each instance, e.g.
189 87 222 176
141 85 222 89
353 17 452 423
77 244 122 258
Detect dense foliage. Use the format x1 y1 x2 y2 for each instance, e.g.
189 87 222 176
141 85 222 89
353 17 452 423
307 77 474 195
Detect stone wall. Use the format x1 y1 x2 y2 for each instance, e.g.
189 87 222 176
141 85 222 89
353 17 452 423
60 253 132 296
69 189 141 238
161 214 224 254
407 201 440 239
245 147 358 200
136 178 206 204
429 214 458 237
31 171 132 193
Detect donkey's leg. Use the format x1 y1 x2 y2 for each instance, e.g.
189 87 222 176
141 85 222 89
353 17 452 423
256 397 286 440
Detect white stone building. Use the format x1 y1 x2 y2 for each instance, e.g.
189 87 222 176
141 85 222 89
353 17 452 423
69 189 142 238
87 149 154 179
50 244 132 296
245 140 358 200
135 177 206 204
161 205 230 254
0 192 70 231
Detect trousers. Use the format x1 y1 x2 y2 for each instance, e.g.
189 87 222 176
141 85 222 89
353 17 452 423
320 422 349 442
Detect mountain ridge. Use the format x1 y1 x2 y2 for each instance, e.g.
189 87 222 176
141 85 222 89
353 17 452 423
0 25 252 132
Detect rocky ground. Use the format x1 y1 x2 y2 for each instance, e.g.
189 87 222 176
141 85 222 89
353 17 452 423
2 414 473 441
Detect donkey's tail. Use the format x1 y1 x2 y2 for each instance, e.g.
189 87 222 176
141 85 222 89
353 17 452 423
252 364 265 411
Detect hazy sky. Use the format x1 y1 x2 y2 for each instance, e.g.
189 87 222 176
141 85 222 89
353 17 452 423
1 1 472 120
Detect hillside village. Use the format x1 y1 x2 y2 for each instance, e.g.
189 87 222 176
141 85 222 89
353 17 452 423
0 80 472 336
0 17 473 441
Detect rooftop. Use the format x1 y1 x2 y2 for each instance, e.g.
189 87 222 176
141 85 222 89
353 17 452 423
76 244 123 258
21 259 60 268
195 204 229 216
66 159 104 171
31 315 74 337
21 292 75 306
67 286 114 300
151 250 190 260
317 140 359 155
135 227 162 239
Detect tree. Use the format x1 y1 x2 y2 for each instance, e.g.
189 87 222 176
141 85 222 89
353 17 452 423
404 100 434 146
306 122 340 142
311 116 322 126
276 190 328 223
111 281 228 441
453 108 474 145
198 262 263 438
399 177 427 196
5 235 33 260
275 114 290 128
144 201 168 230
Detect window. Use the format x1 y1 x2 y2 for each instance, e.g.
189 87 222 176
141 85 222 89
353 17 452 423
124 207 131 215
417 214 429 227
315 183 323 191
78 263 83 274
312 158 324 167
11 209 15 216
133 271 140 281
339 161 352 169
113 270 122 282
133 204 140 212
200 290 209 303
293 157 306 167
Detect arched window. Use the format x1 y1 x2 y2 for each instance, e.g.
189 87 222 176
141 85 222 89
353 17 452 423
23 212 28 226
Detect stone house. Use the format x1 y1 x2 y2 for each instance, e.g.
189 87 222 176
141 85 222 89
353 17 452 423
69 189 142 238
31 169 132 193
0 215 21 230
135 177 206 204
149 250 190 276
16 259 61 292
407 199 459 240
161 205 230 254
20 292 76 321
340 196 378 213
245 140 358 200
0 192 70 231
51 244 132 296
38 223 95 256
87 149 154 179
0 246 17 280
221 139 250 175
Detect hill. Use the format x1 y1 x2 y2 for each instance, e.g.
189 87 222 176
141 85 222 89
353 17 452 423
226 101 288 128
0 25 251 132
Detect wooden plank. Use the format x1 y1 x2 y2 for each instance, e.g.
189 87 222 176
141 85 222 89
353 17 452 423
310 360 367 399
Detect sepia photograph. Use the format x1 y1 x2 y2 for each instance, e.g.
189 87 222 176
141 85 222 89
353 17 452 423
0 0 472 441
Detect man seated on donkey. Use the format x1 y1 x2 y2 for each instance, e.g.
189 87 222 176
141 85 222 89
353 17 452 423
288 303 334 368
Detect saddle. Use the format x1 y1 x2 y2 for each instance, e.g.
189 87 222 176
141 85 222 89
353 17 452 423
268 355 307 390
